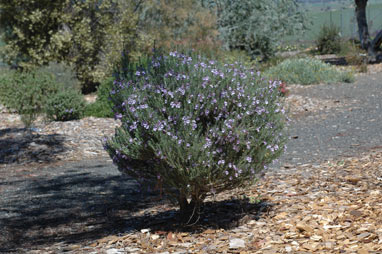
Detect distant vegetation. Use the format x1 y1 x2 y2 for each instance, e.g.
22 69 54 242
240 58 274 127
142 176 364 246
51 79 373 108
288 1 382 43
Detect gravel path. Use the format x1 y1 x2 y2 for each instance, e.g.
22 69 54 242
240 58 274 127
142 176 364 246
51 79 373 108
1 73 381 252
279 73 382 166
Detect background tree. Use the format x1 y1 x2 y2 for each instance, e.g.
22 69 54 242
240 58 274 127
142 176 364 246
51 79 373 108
137 0 219 54
206 0 306 60
0 0 144 93
0 0 71 69
354 0 382 59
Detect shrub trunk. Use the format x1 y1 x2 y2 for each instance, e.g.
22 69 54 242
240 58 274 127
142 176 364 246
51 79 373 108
178 194 203 225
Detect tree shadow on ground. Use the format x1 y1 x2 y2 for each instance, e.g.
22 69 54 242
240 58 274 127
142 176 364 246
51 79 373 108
0 163 272 252
0 127 66 164
322 53 382 66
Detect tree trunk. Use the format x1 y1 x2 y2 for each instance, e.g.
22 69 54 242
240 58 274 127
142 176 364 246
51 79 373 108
371 30 382 56
355 0 370 50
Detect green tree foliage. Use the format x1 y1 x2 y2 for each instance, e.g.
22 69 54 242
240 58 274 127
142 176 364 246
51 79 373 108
137 0 219 54
0 0 71 68
208 0 306 60
0 0 143 93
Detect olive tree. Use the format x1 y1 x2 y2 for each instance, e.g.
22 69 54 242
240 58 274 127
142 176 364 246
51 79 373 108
205 0 306 60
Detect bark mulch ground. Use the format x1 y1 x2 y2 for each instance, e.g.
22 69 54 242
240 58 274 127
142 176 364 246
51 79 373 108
0 72 381 253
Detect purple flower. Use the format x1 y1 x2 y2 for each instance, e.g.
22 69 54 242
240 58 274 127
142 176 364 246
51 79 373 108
114 113 123 120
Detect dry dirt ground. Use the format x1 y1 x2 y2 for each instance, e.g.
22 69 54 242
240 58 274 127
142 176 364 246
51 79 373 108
0 68 382 254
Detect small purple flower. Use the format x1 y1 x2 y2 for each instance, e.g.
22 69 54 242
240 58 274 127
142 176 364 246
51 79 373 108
203 76 210 81
142 122 149 129
114 113 123 120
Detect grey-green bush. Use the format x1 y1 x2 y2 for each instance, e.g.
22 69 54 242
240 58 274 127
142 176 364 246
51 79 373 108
265 58 354 85
104 51 287 223
214 0 306 60
45 89 85 121
0 70 58 127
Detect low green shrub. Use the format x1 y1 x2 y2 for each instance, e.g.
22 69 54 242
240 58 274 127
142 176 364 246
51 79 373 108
45 89 85 121
0 70 58 127
265 57 354 85
316 24 342 55
84 77 114 118
104 51 287 223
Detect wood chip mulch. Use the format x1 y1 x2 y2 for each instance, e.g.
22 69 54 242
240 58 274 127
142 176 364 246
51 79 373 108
83 150 382 254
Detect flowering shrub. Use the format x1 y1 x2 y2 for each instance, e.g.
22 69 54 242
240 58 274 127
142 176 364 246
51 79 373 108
265 58 355 85
104 52 287 223
45 89 85 121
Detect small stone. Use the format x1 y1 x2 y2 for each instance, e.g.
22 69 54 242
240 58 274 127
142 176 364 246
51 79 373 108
229 238 245 249
124 247 140 252
151 234 160 240
106 248 124 254
370 190 380 195
140 228 150 233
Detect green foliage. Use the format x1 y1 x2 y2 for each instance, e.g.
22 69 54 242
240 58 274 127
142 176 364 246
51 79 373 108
84 77 114 118
212 0 306 60
138 0 219 55
0 70 58 127
68 0 143 93
39 62 80 90
45 89 85 121
104 51 287 222
315 24 342 54
0 0 143 93
0 0 71 69
265 57 355 85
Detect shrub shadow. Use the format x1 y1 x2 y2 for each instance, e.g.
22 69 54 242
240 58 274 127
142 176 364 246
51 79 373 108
0 127 66 164
0 161 272 252
125 198 272 234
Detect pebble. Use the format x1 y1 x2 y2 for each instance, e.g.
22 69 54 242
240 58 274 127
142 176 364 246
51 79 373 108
229 238 245 249
106 248 125 254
